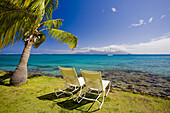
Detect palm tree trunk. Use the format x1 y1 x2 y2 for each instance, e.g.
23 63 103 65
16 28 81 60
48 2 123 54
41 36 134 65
10 40 33 85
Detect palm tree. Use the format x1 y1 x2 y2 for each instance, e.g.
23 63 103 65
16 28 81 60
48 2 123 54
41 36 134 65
0 0 78 85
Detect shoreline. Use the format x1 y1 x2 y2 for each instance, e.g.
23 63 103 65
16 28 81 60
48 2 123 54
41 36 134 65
101 70 170 98
1 69 170 98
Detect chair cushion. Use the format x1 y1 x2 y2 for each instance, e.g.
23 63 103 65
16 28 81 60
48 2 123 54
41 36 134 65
78 77 85 86
102 80 110 91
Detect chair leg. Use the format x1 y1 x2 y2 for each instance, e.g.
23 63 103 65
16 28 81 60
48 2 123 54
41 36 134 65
54 88 64 97
70 87 80 101
77 91 87 103
71 92 77 101
74 86 83 101
55 91 64 97
54 86 79 99
99 91 105 109
54 84 68 97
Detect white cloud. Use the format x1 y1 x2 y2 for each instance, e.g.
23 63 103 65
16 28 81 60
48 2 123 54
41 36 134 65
148 17 153 22
111 8 116 12
160 15 166 19
129 19 145 28
78 34 170 54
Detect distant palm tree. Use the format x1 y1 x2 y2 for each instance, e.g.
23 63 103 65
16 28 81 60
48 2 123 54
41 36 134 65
0 0 78 85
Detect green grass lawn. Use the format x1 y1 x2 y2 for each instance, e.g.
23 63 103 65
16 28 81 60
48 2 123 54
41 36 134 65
0 71 169 113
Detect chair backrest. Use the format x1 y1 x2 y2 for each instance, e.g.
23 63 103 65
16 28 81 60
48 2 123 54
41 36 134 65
80 69 103 91
58 66 80 86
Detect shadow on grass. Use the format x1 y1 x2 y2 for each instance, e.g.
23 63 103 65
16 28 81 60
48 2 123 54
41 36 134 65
38 92 100 112
37 92 71 100
37 86 83 101
0 73 12 86
57 98 99 112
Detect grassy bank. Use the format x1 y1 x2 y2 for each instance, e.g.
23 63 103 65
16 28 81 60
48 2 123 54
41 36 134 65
0 71 169 113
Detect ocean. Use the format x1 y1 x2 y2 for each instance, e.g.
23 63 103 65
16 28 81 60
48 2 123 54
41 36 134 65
0 54 170 76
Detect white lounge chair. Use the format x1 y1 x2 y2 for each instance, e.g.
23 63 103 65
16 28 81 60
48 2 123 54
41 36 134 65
54 66 85 101
78 69 111 109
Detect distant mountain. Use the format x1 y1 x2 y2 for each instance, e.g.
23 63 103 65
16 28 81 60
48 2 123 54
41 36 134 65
76 50 129 54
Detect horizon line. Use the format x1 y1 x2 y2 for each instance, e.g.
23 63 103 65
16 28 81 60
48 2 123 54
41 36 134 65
1 53 170 55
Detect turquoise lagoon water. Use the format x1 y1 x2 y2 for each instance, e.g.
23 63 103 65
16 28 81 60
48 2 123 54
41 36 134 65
0 54 170 76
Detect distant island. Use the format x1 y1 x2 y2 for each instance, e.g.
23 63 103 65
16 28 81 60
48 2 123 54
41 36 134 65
75 50 129 54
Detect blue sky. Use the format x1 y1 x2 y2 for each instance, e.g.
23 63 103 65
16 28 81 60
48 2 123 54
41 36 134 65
1 0 170 54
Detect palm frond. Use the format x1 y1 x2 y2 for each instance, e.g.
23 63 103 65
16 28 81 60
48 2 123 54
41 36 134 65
3 0 45 17
0 16 34 50
0 0 22 10
28 0 45 17
48 29 78 50
33 32 47 48
0 2 35 50
39 19 63 29
44 0 59 20
0 0 78 51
